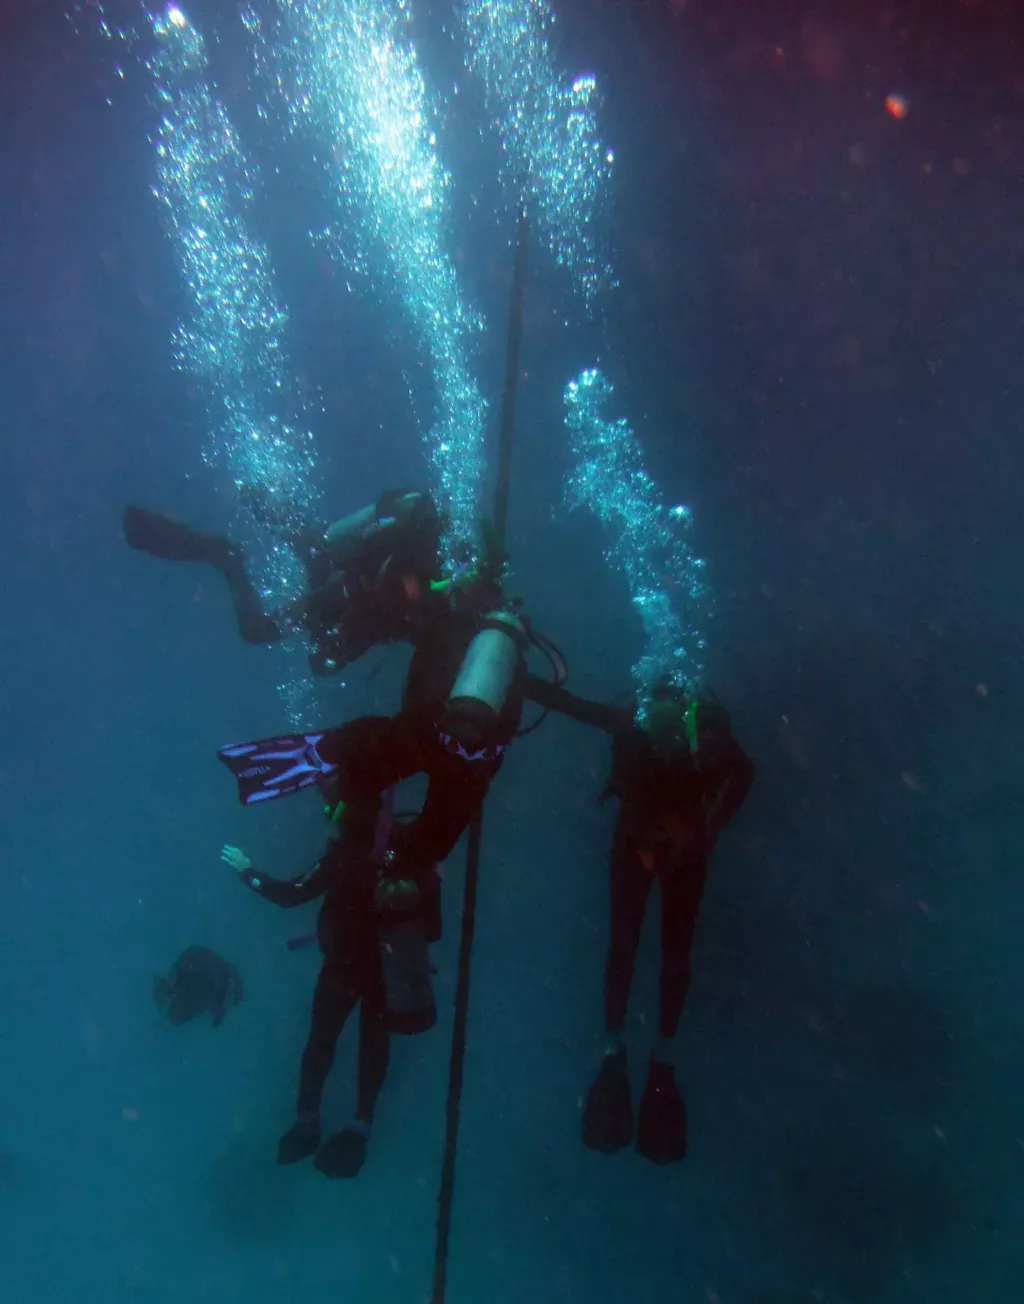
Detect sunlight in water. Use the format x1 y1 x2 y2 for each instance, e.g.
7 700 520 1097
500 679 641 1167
149 9 322 724
256 0 489 569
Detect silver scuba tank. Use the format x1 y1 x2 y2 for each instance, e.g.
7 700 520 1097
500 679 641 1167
378 915 437 1035
447 609 526 723
323 502 386 566
323 492 430 572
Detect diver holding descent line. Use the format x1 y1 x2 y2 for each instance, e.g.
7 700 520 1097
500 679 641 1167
213 515 570 1179
216 515 557 916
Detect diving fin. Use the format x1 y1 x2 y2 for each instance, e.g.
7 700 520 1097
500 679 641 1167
218 733 337 806
635 1060 688 1164
582 1050 633 1153
314 1125 369 1179
123 505 234 568
277 1117 321 1165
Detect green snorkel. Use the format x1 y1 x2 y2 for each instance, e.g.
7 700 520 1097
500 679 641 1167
684 698 700 757
428 514 511 600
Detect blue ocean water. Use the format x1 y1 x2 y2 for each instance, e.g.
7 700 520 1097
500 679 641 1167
2 1 1022 1301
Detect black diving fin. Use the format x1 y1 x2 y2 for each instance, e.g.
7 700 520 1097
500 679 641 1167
123 505 234 568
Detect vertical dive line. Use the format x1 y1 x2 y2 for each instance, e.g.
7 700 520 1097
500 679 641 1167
431 814 483 1304
432 216 528 1304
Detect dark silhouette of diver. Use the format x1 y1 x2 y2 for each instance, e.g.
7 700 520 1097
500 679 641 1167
221 788 441 1178
526 675 753 1163
216 555 535 1172
122 489 444 674
218 524 529 917
215 543 538 1179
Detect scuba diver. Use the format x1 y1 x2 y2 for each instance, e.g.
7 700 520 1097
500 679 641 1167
122 489 444 675
217 524 531 916
524 674 753 1164
220 783 440 1179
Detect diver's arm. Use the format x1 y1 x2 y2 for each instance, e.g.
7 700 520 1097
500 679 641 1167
523 674 630 735
695 707 755 839
243 863 331 908
701 745 754 841
221 845 335 907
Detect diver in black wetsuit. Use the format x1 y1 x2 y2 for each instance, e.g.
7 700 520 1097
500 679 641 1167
122 489 444 675
524 675 753 1164
213 545 529 1176
221 791 442 1179
314 600 527 901
218 538 527 925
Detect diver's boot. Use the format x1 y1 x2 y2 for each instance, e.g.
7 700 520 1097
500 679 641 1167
276 1113 322 1165
635 1059 688 1164
582 1050 633 1153
314 1120 370 1179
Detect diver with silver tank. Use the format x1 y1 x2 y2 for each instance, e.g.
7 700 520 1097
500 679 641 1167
214 516 571 1176
217 523 532 914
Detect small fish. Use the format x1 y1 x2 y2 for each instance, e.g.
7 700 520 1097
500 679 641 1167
154 946 243 1027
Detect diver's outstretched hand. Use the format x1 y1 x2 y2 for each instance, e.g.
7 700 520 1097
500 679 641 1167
221 845 252 873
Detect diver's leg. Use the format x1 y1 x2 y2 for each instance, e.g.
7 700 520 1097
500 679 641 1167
219 551 282 645
656 858 709 1050
314 947 390 1179
401 742 498 871
354 962 390 1127
295 962 358 1116
321 715 497 877
582 824 651 1153
319 716 424 802
634 858 708 1166
123 505 280 645
278 961 358 1164
603 826 652 1044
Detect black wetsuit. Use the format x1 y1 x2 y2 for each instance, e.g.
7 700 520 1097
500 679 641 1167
315 605 525 887
242 834 391 1128
292 491 446 674
123 490 443 675
524 678 753 1038
241 805 443 1130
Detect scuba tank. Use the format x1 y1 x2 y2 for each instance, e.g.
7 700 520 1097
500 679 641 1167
306 491 440 676
322 501 393 568
322 491 435 572
372 787 438 1035
442 609 527 755
378 914 437 1035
